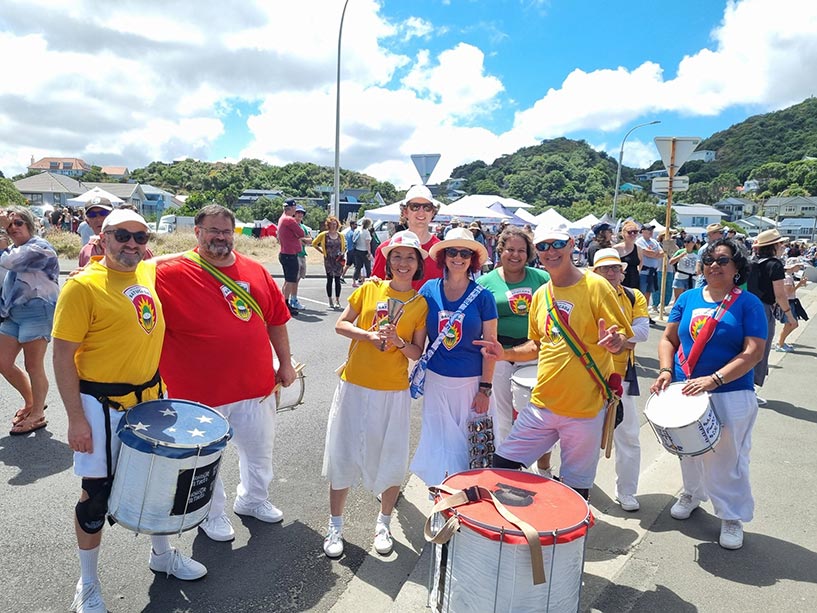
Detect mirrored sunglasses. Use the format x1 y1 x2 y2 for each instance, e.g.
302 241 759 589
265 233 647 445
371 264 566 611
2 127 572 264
407 201 435 212
535 239 569 252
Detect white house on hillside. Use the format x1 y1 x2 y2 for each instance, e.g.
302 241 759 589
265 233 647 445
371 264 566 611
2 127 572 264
672 204 726 233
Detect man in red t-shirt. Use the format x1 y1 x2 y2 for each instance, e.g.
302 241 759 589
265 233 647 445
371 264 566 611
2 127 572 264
277 199 307 314
156 204 297 543
371 184 443 290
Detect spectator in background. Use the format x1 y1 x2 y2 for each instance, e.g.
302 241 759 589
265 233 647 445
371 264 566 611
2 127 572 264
340 220 357 283
312 216 346 309
78 198 154 267
635 224 663 314
652 230 675 310
670 235 699 301
695 223 725 287
615 220 643 290
775 257 808 352
586 222 613 266
291 205 312 311
277 199 308 314
351 218 373 288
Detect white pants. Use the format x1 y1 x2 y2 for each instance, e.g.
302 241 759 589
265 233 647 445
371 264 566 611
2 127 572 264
613 392 641 497
677 389 757 522
208 395 277 518
496 402 605 490
490 359 537 445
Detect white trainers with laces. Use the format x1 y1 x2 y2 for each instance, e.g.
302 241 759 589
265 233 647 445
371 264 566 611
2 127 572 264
719 519 744 549
199 513 235 541
149 548 207 580
234 499 284 523
617 494 640 512
373 524 393 555
324 526 344 558
670 494 700 520
71 579 106 613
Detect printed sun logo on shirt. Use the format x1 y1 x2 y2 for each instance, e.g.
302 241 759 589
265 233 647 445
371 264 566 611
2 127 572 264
220 282 252 321
689 307 714 340
438 311 463 350
543 300 573 344
506 287 533 316
123 285 158 334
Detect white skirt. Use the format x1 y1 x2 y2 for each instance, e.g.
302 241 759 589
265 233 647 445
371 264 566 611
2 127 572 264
322 379 411 495
410 370 482 486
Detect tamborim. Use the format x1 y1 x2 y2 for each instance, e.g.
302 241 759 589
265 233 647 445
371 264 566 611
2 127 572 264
644 382 721 456
108 399 232 535
272 354 305 413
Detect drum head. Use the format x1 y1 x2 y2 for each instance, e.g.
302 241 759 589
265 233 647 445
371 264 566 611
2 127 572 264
439 468 591 545
645 383 710 428
119 399 231 449
511 365 539 388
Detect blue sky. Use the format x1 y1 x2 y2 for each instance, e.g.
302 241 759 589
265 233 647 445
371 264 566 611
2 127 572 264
2 0 816 189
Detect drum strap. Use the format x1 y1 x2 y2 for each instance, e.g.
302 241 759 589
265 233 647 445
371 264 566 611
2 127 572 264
79 371 164 479
424 484 547 585
677 287 741 379
184 251 263 319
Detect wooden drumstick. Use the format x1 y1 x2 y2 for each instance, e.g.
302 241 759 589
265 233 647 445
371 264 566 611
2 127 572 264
601 397 618 459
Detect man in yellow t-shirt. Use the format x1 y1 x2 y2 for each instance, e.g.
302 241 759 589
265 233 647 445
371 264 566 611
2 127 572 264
476 226 632 500
591 248 650 512
52 209 206 613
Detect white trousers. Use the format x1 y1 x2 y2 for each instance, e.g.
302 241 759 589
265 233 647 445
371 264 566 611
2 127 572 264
678 389 757 522
490 359 537 445
208 395 277 518
613 392 641 497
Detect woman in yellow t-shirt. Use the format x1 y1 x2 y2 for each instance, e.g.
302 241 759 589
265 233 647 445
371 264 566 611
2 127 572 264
321 231 428 559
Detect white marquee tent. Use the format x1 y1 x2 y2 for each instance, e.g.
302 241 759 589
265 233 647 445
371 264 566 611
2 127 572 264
66 186 125 208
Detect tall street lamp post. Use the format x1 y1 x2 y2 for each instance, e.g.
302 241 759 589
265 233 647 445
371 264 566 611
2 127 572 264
612 120 661 221
332 0 351 219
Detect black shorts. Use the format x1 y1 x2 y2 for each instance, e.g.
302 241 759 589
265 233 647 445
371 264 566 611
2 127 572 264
279 253 300 283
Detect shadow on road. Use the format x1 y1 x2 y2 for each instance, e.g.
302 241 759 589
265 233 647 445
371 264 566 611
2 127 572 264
764 399 817 424
584 576 697 613
0 429 73 485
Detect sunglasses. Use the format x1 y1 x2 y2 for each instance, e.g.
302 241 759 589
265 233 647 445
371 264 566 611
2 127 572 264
86 209 111 219
626 230 639 235
106 229 150 245
407 202 435 212
702 255 733 266
9 219 26 227
535 239 569 252
445 248 473 259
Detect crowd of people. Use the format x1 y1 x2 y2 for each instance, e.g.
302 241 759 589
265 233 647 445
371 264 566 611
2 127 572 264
1 192 815 611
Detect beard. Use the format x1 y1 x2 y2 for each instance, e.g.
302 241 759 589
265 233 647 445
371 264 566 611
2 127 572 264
203 239 233 258
111 249 142 269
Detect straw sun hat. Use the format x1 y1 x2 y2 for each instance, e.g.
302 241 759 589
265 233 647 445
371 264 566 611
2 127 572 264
428 227 489 266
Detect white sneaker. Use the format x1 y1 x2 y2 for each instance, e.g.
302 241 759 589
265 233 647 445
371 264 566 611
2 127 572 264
373 524 393 555
719 519 744 549
756 394 767 406
617 494 640 512
199 513 235 542
149 548 207 580
234 499 284 523
670 494 700 520
71 579 106 613
323 526 344 558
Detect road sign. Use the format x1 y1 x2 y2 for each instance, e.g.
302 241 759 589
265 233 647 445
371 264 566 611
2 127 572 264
652 176 690 193
410 154 441 185
654 137 701 172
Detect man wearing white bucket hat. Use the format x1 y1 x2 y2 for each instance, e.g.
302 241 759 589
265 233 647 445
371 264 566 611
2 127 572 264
53 209 207 613
591 248 650 511
476 225 631 499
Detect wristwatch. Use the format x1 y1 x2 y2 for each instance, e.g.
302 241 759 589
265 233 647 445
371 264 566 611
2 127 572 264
478 382 492 397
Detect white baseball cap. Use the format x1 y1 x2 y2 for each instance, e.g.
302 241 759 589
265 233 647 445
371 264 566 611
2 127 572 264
101 209 150 232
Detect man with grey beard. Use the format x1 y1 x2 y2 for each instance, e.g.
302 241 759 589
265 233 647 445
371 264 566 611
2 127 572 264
156 204 297 543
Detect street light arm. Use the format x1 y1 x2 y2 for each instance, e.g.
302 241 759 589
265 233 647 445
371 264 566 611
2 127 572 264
612 120 661 221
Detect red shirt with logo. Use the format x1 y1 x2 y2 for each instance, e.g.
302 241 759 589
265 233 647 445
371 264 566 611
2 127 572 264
372 235 443 290
157 250 290 407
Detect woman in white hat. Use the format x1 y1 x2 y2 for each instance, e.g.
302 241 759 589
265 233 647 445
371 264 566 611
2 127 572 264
410 227 498 486
322 231 429 559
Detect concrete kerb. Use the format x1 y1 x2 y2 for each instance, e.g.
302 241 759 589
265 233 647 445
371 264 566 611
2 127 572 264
59 258 331 279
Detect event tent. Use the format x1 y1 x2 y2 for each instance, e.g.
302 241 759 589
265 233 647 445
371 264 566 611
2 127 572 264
450 194 534 210
568 213 599 234
514 208 538 224
487 202 532 226
531 207 570 227
442 198 510 222
66 186 125 207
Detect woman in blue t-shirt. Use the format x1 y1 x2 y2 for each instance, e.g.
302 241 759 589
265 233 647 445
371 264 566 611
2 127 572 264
410 228 498 486
651 238 767 551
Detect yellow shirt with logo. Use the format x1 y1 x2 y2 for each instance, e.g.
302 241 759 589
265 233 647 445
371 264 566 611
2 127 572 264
528 271 632 418
342 281 428 391
52 260 165 407
611 284 649 377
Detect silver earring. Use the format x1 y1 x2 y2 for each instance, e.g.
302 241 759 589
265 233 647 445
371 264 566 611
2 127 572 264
734 273 740 284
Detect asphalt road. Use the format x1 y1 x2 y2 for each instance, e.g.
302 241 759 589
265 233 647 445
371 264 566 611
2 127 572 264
2 268 816 612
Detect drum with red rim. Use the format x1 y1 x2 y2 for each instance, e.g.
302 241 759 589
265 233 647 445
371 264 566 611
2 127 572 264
429 468 593 613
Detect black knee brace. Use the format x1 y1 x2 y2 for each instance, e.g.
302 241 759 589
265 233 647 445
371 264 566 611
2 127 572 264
76 478 112 534
491 454 524 470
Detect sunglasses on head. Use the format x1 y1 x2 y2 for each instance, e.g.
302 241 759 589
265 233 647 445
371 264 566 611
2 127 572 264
407 201 435 212
445 248 473 259
86 209 110 219
535 239 569 252
702 255 732 266
106 229 149 245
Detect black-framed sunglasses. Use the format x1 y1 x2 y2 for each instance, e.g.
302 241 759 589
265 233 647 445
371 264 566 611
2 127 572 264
625 230 639 235
702 255 732 266
106 229 150 245
445 247 473 259
407 202 435 212
535 239 569 252
86 209 111 219
9 219 26 227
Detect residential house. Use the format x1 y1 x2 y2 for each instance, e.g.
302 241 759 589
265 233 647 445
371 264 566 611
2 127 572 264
672 204 726 236
763 195 817 220
733 215 776 237
236 189 285 207
28 156 91 177
619 182 644 193
100 166 130 180
141 184 176 216
713 197 755 221
688 150 716 163
742 179 760 193
14 172 84 207
778 217 817 242
82 182 147 212
634 169 668 181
